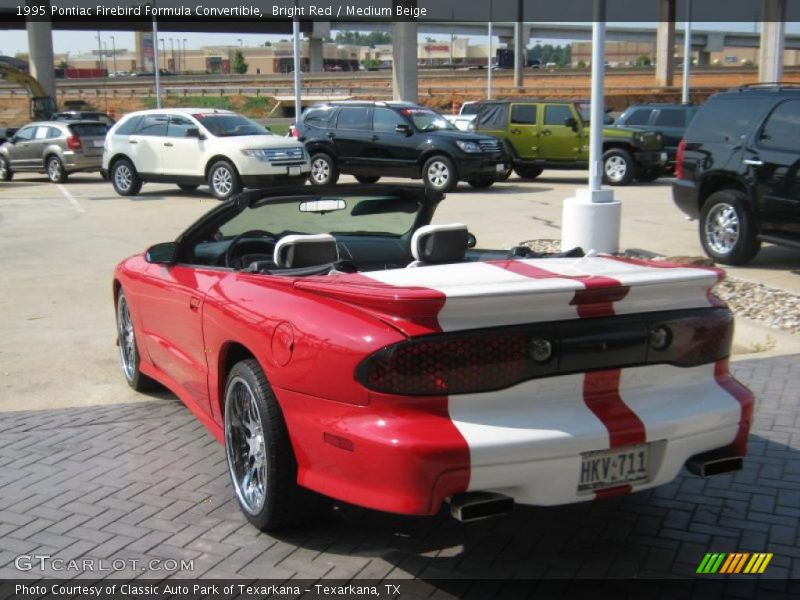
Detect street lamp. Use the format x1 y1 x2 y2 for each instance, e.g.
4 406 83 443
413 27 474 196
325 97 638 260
103 42 109 73
237 38 243 48
96 31 103 70
170 38 175 72
110 35 117 75
160 39 166 70
182 38 187 74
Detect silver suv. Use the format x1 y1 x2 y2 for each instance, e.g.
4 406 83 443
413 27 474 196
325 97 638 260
0 120 108 183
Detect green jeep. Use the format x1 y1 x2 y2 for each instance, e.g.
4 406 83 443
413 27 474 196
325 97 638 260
475 100 667 185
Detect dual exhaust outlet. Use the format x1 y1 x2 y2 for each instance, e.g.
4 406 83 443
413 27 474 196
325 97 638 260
448 451 742 522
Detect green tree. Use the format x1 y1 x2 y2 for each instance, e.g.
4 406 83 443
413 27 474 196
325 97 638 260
635 54 652 67
233 50 248 74
334 30 392 46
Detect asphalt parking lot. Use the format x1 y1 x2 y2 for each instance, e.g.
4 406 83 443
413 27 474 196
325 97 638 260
1 172 799 590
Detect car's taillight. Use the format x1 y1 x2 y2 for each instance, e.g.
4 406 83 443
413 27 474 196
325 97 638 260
675 138 686 179
289 125 299 138
66 135 82 150
356 308 732 396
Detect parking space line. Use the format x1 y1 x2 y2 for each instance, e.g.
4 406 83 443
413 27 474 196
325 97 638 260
57 184 86 213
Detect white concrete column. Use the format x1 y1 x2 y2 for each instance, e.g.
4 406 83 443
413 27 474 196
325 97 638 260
309 37 324 73
759 0 786 83
392 20 418 102
26 15 56 99
655 0 676 87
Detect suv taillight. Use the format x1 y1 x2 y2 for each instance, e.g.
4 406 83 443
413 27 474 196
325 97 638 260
66 134 82 150
355 308 732 396
288 125 299 138
675 138 686 180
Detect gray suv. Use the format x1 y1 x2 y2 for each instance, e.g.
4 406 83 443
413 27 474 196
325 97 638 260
0 120 108 183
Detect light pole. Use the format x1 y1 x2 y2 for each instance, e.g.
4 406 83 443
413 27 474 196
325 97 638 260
170 38 175 72
152 5 162 108
237 38 243 48
292 20 301 124
182 39 187 74
682 0 692 105
96 31 103 70
103 42 109 73
160 39 166 70
110 35 117 75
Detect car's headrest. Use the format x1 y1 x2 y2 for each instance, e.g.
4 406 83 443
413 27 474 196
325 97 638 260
410 223 468 263
273 233 338 269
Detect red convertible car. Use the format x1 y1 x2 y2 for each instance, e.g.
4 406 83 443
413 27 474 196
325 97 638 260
114 185 754 530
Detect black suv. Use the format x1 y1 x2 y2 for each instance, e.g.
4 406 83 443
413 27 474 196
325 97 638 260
295 101 509 192
613 103 699 170
673 85 800 265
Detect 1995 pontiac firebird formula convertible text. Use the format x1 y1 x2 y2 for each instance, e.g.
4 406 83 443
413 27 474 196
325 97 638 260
113 185 754 530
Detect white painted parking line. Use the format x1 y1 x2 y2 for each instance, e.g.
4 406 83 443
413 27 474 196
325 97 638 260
57 184 86 213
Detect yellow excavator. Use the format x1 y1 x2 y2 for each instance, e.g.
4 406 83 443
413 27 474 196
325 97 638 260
0 63 57 121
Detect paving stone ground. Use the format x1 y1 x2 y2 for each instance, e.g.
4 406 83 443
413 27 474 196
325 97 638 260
0 354 798 591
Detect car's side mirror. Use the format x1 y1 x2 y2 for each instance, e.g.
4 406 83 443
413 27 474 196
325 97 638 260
145 242 179 265
564 117 578 131
185 127 205 140
467 232 477 249
395 123 412 136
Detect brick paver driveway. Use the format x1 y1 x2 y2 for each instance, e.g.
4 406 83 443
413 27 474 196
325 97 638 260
1 355 798 589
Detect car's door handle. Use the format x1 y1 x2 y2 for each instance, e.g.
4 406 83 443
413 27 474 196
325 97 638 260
510 128 522 134
189 296 201 312
743 158 763 166
164 142 173 147
371 135 379 141
128 139 138 145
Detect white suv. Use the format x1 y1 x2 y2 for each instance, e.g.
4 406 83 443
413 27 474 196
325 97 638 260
102 108 310 200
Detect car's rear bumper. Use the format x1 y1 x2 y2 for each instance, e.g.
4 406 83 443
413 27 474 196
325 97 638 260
456 155 510 180
277 361 753 515
61 151 103 172
634 150 668 168
672 178 701 219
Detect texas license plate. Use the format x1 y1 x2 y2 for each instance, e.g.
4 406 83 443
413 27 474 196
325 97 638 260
288 166 302 175
660 151 668 162
578 444 649 492
495 163 506 172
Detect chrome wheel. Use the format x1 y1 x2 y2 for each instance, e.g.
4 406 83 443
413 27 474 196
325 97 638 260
47 158 61 182
704 202 740 255
310 157 330 184
212 166 233 196
114 164 132 191
426 160 450 188
225 377 267 515
117 295 136 381
604 155 628 182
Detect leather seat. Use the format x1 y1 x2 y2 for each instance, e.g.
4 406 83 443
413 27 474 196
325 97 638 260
407 223 468 267
273 233 339 269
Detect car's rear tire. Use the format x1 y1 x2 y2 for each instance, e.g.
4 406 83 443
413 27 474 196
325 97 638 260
0 156 12 181
309 153 339 186
111 158 142 196
513 165 543 180
354 175 380 184
635 168 661 183
602 148 637 186
46 156 68 184
224 359 330 531
208 160 242 201
177 184 199 192
423 155 458 192
116 290 158 392
699 190 761 265
468 177 495 189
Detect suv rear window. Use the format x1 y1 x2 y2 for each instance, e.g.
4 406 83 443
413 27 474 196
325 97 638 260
686 96 771 143
624 109 652 126
303 108 334 127
68 123 108 137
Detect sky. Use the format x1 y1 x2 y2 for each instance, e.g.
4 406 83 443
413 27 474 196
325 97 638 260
0 22 797 57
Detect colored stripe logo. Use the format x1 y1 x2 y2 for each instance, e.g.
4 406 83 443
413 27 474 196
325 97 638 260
697 553 773 574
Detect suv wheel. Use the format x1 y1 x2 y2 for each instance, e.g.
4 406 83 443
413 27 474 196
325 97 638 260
602 148 637 186
354 175 380 184
514 165 543 180
700 190 761 265
208 160 243 200
111 158 142 196
309 153 339 186
423 155 457 192
0 156 13 181
46 156 68 184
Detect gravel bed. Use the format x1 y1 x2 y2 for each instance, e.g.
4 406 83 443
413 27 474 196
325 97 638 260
519 239 800 336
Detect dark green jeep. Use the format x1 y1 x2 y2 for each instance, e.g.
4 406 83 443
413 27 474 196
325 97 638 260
475 100 668 185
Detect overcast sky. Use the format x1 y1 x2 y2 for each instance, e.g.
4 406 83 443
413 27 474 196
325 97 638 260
1 22 796 56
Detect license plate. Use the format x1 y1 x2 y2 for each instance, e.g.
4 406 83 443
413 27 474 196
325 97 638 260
288 166 302 175
93 140 104 148
495 163 506 172
578 444 649 492
660 152 668 162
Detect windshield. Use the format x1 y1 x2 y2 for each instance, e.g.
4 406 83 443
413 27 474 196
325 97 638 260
218 195 421 239
403 108 457 132
193 114 272 137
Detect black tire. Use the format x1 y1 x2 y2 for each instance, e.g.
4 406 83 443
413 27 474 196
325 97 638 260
422 155 458 192
699 190 761 265
0 156 12 181
513 165 544 180
110 158 142 196
177 183 199 192
116 290 159 392
468 177 495 189
46 155 68 184
224 359 329 531
354 175 380 184
208 160 242 201
602 147 637 186
494 169 512 182
308 152 339 186
635 168 662 183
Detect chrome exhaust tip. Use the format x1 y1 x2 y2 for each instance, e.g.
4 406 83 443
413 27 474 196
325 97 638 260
686 450 744 478
449 492 514 522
